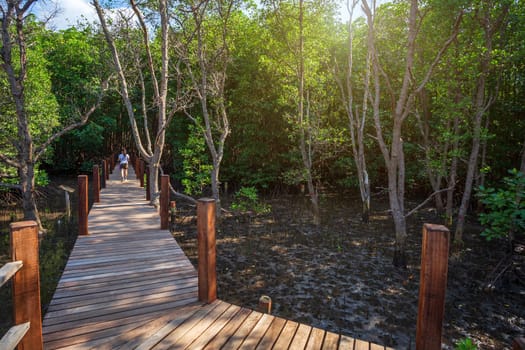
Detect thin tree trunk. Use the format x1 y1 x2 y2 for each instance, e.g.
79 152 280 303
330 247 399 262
446 114 460 226
454 3 507 244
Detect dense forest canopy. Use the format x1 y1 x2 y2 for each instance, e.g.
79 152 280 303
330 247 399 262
0 0 524 263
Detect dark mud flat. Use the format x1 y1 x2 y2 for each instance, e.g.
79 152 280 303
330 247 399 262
173 195 524 350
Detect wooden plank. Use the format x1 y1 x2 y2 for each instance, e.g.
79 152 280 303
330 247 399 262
220 310 263 349
371 342 387 350
93 304 204 350
47 279 197 311
321 331 339 350
164 300 231 349
186 304 242 350
45 313 160 350
118 304 202 350
45 318 153 350
272 320 299 349
203 308 253 349
305 327 325 350
43 298 198 336
0 322 30 350
255 317 287 349
44 287 198 319
238 313 274 349
289 323 312 350
49 272 197 301
340 335 357 349
140 301 221 350
0 260 22 287
354 339 370 350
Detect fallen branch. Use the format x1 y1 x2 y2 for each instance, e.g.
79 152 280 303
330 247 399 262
405 185 455 218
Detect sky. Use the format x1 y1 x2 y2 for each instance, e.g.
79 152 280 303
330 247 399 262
35 0 374 31
33 0 98 30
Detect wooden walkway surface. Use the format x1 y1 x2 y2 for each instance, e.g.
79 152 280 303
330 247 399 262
42 166 393 350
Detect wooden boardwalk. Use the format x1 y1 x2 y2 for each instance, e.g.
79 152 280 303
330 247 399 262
42 166 393 349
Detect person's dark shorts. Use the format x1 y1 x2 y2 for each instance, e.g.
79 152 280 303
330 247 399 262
120 163 128 169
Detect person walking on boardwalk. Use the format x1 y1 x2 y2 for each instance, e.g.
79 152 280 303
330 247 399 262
118 147 130 182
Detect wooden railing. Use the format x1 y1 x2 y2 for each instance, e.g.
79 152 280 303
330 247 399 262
0 221 43 350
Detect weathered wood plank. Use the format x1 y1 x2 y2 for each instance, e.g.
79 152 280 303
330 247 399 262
321 331 340 350
0 322 30 350
52 269 197 304
255 317 287 349
220 310 263 349
164 300 231 349
185 304 242 350
238 313 274 349
99 304 203 350
44 287 198 319
305 327 325 350
289 323 313 350
354 339 370 350
340 335 356 349
147 301 221 350
0 260 22 287
202 308 253 349
43 297 198 334
272 320 299 349
47 278 197 310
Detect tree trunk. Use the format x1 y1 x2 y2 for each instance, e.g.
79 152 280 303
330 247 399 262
446 114 460 226
454 3 505 245
211 164 222 216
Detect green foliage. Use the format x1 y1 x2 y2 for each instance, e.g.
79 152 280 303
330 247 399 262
455 338 477 350
180 124 213 196
477 169 525 241
231 186 271 214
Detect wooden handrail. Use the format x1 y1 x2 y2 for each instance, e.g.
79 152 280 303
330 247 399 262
0 261 23 288
0 322 30 350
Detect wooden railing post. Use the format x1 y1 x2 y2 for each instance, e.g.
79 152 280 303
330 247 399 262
101 160 107 189
197 198 217 303
160 174 169 230
93 165 100 203
10 220 43 350
135 157 140 179
416 224 450 350
78 175 89 236
106 157 111 178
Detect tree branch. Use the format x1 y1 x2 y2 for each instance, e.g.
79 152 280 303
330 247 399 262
405 185 455 218
34 77 110 162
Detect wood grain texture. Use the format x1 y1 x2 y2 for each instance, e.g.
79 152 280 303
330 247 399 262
416 224 450 350
11 221 43 350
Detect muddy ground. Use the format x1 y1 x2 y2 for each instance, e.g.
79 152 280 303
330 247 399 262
173 194 524 350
